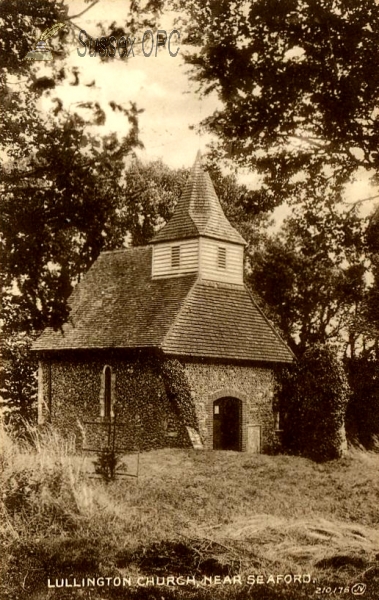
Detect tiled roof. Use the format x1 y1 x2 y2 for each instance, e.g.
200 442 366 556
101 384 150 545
151 151 246 245
33 248 197 351
33 247 293 363
163 281 293 362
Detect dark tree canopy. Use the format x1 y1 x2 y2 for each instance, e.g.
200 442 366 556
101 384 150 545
172 0 379 203
157 0 379 357
345 355 379 447
249 194 367 355
0 0 148 333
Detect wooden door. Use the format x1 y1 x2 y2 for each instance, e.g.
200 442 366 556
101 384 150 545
213 397 241 451
247 425 261 453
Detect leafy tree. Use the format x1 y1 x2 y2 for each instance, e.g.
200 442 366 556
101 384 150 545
362 206 379 353
345 356 379 448
120 159 188 247
171 0 379 204
1 115 142 333
0 332 37 426
250 194 367 354
0 0 148 334
281 344 350 461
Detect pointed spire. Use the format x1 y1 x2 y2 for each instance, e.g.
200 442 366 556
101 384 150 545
151 154 246 245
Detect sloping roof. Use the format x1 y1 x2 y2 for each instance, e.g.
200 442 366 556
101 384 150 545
162 281 293 362
33 247 293 363
33 248 197 351
151 151 246 245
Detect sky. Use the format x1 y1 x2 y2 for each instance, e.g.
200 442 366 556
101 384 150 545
37 0 378 220
44 0 220 169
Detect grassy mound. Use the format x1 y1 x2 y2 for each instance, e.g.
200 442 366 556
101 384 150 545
1 426 379 599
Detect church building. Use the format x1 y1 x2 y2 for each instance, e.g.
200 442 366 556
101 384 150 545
33 153 293 453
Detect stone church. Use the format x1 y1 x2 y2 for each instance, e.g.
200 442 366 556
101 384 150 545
33 152 293 453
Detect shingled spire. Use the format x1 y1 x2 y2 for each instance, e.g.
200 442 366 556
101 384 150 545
151 151 246 245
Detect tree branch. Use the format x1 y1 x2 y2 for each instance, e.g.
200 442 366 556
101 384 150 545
344 194 379 214
67 1 100 21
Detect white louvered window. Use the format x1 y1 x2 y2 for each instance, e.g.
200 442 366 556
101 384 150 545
171 245 180 268
218 246 226 269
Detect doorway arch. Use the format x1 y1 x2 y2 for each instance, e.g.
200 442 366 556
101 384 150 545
213 396 242 451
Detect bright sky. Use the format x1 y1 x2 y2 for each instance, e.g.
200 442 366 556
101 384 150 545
41 0 220 169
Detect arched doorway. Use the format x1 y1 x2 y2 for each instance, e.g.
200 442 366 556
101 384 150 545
213 397 242 451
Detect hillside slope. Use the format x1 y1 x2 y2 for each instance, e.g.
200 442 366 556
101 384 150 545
1 429 379 599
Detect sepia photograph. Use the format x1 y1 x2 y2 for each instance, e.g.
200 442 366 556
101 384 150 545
1 1 379 598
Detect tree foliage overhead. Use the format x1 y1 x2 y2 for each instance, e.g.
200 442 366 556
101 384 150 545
1 112 143 333
172 0 379 201
161 0 379 357
0 0 154 334
249 194 367 355
345 355 379 448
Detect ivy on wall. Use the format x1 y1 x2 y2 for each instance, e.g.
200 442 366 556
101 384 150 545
160 358 199 430
280 344 349 462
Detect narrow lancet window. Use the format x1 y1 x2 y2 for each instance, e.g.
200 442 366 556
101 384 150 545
104 366 112 419
100 365 115 419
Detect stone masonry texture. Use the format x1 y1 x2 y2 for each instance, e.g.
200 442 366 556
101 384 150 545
39 354 190 452
39 354 279 453
184 361 278 452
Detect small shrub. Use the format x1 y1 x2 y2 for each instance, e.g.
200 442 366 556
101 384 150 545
93 446 121 483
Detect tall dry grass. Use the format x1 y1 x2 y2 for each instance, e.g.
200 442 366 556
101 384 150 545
0 423 97 543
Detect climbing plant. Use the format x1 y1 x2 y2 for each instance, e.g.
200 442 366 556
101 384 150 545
160 358 198 430
281 344 350 462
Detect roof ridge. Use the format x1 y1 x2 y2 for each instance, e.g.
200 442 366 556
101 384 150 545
197 278 245 290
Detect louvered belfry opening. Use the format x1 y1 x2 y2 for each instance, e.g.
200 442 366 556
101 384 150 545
218 246 226 269
171 245 180 268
